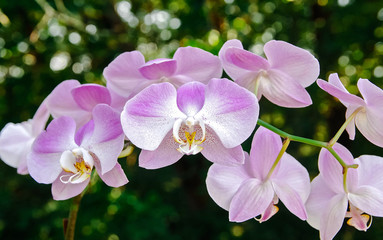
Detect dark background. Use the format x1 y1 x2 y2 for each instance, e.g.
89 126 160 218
1 0 383 239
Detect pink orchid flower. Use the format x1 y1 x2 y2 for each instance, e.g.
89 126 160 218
0 101 49 174
317 73 383 147
121 78 259 169
27 104 128 200
306 143 383 240
46 80 123 128
103 46 222 98
219 39 319 108
206 127 311 222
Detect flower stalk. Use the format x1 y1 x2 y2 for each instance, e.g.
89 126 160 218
265 138 290 180
64 191 84 240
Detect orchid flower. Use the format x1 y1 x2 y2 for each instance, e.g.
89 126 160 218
306 143 383 240
0 101 49 174
103 46 222 98
121 78 259 169
27 104 128 200
219 39 319 108
206 127 311 222
45 80 122 128
317 73 383 147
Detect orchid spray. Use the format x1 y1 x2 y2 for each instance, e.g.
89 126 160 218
2 37 383 240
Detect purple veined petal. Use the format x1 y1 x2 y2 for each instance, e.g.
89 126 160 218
355 109 383 148
219 39 256 80
32 117 77 154
94 160 128 187
206 152 251 211
103 51 146 97
88 104 123 144
258 69 313 108
349 185 383 217
201 127 245 166
357 155 383 190
319 194 348 240
71 84 112 112
173 46 223 83
84 105 124 174
273 152 311 202
318 143 355 193
51 171 90 200
229 179 274 222
121 82 186 151
223 47 270 73
0 121 34 169
357 78 383 107
306 175 338 230
317 74 365 107
248 127 282 180
264 40 319 88
272 180 307 220
31 101 50 136
196 78 259 148
176 82 206 116
46 80 90 127
138 131 183 169
138 58 177 80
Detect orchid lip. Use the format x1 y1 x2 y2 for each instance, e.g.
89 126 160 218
59 147 94 184
173 117 206 155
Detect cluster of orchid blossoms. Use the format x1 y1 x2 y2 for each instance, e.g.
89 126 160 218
1 38 383 240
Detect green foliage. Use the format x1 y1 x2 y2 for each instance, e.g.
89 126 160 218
1 0 383 239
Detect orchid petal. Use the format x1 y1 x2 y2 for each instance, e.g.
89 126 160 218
196 78 259 148
0 121 34 169
103 51 146 97
345 105 360 140
121 82 186 150
349 185 383 217
317 74 364 106
71 84 112 112
32 117 77 154
173 46 222 83
176 82 205 116
95 161 128 187
258 69 313 108
235 72 259 96
223 47 270 72
206 153 251 211
31 101 50 136
357 155 383 190
272 180 308 220
46 80 90 127
264 40 319 88
138 59 177 80
355 109 383 148
229 179 274 222
306 175 338 230
357 78 383 106
318 143 354 193
273 153 311 202
51 171 90 200
319 194 348 240
201 128 244 166
249 127 282 180
28 152 63 184
219 39 255 80
138 132 183 169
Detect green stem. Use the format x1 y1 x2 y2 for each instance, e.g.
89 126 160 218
266 138 291 180
64 191 84 240
343 167 349 193
328 107 362 147
257 119 358 169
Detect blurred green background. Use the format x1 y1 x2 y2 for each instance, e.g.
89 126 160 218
1 0 383 239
